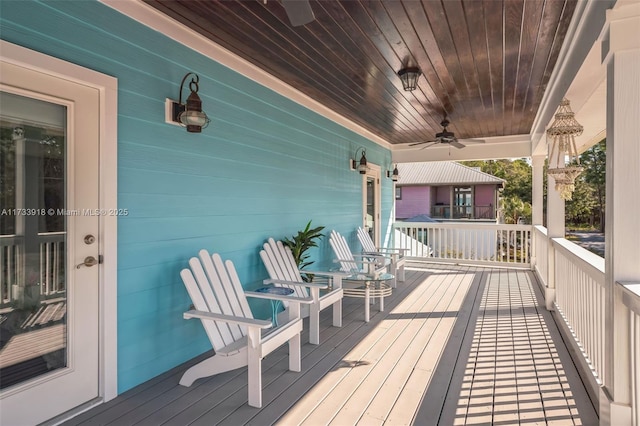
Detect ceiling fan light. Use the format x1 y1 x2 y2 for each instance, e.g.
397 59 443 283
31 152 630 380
397 67 421 91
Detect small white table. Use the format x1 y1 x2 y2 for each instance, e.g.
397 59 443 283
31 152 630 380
341 272 394 322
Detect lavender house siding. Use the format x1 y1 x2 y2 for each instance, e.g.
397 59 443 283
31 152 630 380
396 186 431 219
475 185 496 206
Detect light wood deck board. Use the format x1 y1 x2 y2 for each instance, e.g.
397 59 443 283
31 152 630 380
63 264 598 426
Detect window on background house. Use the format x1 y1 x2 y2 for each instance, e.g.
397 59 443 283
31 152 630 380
395 186 402 200
453 186 473 218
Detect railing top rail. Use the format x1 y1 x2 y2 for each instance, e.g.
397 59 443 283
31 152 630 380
552 237 605 278
619 281 640 316
533 225 548 235
393 221 531 231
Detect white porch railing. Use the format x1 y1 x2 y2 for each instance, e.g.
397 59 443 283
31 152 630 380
0 232 66 307
620 282 640 425
533 225 548 287
539 231 639 422
392 221 531 267
552 237 606 386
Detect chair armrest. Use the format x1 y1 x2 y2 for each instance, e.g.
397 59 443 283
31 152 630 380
374 247 409 253
184 310 272 329
245 291 314 304
263 278 328 289
333 257 378 265
299 269 351 278
363 251 394 258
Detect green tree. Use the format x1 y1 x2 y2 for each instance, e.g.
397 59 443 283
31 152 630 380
462 159 532 203
579 139 606 231
565 177 597 225
500 195 532 224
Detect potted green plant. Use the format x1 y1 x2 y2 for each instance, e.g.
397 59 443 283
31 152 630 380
282 220 325 282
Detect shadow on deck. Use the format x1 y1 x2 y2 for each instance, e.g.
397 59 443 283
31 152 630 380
62 263 598 426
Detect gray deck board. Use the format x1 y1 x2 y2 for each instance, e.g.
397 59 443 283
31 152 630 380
63 264 598 426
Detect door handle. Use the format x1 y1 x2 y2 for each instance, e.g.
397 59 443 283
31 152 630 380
76 256 98 269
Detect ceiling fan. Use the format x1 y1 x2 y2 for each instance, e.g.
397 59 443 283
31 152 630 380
409 118 484 149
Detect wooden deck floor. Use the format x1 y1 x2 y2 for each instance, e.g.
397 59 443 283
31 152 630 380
63 264 598 426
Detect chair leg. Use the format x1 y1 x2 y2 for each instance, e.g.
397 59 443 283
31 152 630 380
289 332 301 372
333 300 342 328
390 263 398 288
247 343 262 408
398 263 405 282
310 304 320 345
179 351 248 387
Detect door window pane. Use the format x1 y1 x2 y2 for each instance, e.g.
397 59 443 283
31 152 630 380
0 91 67 389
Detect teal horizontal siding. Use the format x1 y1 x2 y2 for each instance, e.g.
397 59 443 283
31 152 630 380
1 0 393 393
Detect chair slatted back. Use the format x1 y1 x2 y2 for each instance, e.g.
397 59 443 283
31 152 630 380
357 227 377 253
180 250 253 352
260 238 308 298
329 230 359 272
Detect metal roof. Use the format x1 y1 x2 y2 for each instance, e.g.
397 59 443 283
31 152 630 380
397 162 505 186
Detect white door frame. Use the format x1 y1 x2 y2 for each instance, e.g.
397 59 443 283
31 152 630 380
0 41 119 403
362 163 382 246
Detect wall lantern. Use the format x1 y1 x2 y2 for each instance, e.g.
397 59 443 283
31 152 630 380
166 72 210 133
350 147 368 174
546 98 583 200
386 164 399 182
397 67 421 91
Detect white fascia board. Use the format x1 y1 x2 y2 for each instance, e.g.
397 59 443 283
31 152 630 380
530 0 615 152
392 134 531 163
100 0 393 151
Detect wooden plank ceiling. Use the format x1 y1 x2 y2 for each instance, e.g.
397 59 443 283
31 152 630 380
145 0 577 145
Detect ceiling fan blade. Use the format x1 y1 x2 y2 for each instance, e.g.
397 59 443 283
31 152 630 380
281 0 315 26
408 139 437 147
450 141 466 149
419 141 439 150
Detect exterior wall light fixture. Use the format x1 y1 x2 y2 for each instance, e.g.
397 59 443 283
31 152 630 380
350 147 368 174
386 164 399 182
165 72 210 133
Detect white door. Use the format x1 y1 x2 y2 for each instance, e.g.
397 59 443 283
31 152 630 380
0 61 100 425
363 165 381 246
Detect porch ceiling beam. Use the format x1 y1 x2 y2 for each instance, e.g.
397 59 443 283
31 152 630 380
391 135 531 163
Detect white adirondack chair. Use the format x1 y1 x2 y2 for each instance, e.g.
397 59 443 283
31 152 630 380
179 249 312 408
357 226 407 286
329 230 387 276
260 238 344 345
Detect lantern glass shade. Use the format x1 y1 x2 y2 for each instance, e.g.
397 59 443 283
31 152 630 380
358 151 367 174
397 67 421 91
171 73 211 133
392 165 399 182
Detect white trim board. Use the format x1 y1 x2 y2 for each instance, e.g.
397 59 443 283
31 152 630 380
0 40 119 403
100 0 393 151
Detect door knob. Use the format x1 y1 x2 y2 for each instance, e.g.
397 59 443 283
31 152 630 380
76 256 98 269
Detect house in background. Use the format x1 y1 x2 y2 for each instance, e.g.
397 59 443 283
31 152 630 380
395 162 505 222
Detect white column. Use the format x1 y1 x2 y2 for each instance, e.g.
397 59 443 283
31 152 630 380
531 155 545 227
531 155 545 272
601 3 640 425
546 146 564 310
